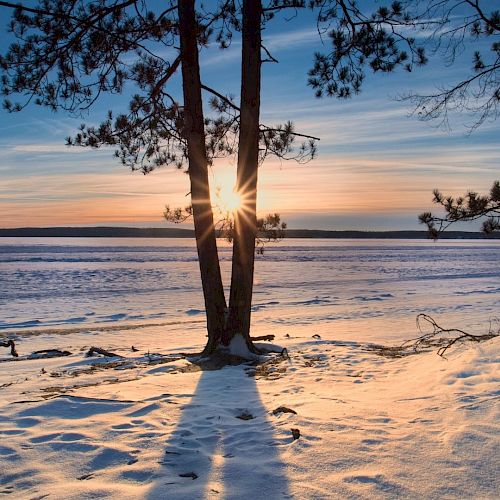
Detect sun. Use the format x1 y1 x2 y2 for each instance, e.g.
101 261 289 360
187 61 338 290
217 184 242 213
213 169 243 214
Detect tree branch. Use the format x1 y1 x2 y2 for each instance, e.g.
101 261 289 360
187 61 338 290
260 126 320 141
0 0 137 22
261 43 278 63
151 55 181 97
201 83 240 111
404 314 499 358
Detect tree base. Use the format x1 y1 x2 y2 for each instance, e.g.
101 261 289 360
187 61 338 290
194 339 287 371
202 331 263 358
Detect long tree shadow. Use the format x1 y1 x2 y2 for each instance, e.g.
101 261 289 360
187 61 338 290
147 364 291 499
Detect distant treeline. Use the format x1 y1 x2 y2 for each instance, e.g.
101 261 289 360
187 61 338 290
0 227 194 238
284 229 500 239
1 227 499 239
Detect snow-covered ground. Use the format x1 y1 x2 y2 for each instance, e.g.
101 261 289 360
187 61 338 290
1 238 499 498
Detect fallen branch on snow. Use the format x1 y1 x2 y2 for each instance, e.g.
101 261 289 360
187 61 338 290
403 314 499 358
0 339 18 357
368 315 499 358
250 334 275 342
86 346 122 358
28 349 71 359
0 348 72 362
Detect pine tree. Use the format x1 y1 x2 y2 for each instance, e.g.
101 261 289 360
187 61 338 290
0 0 432 356
420 181 500 239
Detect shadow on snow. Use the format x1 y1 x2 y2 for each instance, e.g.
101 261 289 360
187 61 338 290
147 365 291 499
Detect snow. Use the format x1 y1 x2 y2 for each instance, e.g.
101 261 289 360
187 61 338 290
219 333 260 360
1 238 499 498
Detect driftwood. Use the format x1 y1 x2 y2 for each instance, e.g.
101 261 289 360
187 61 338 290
250 334 275 342
86 346 122 358
28 349 71 359
0 348 71 362
0 339 18 357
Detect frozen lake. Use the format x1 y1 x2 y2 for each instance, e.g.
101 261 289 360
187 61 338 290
1 237 499 343
0 238 499 499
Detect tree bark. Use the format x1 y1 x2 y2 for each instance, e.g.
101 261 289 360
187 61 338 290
178 0 227 354
224 0 262 352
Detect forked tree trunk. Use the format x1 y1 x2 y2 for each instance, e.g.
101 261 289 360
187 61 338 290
224 0 262 352
178 0 227 354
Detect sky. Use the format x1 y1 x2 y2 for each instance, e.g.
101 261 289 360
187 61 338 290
0 1 498 230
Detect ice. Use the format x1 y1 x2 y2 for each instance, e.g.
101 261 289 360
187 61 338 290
1 238 499 339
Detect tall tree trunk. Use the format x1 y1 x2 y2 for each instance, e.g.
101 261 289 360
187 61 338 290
224 0 262 352
178 0 227 354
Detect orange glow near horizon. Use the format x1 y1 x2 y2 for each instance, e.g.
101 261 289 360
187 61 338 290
0 155 477 229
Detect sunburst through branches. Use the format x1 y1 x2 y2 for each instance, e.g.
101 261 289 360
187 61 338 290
164 169 285 252
214 184 242 215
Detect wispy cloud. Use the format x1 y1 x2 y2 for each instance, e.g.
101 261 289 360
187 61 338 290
12 143 90 154
0 168 191 227
202 26 319 67
1 12 498 230
264 27 320 51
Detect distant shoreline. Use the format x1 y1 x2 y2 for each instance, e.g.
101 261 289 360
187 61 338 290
1 226 499 239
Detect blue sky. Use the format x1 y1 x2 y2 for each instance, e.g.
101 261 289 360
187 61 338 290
0 1 498 230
